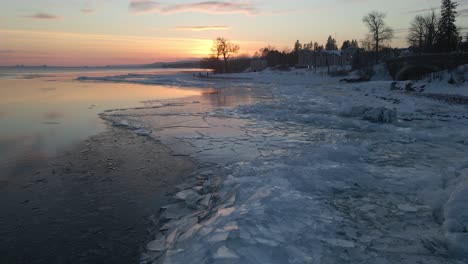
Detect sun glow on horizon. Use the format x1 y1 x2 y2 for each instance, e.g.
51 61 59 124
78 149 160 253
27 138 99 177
0 30 228 66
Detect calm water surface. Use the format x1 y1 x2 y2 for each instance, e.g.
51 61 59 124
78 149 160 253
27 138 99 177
0 67 272 263
0 68 200 172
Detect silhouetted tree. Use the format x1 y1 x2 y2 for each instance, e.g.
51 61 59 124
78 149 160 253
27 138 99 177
325 36 338 50
293 40 302 53
303 41 314 50
436 0 459 52
341 40 359 50
211 37 240 73
408 15 426 54
314 42 324 51
362 11 394 63
341 40 351 50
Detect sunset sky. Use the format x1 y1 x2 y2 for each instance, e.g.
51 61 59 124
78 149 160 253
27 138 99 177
1 0 467 66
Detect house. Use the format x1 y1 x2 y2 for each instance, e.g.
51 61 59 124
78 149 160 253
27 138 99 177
298 48 358 68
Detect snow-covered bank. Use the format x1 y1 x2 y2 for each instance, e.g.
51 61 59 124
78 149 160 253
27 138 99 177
82 69 468 263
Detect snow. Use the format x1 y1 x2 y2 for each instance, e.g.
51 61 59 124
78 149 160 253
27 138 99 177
370 63 393 81
80 67 468 263
416 65 468 97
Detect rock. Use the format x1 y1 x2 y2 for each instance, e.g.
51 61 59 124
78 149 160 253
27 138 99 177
405 82 416 92
213 246 239 259
196 176 207 181
146 238 166 252
390 82 400 90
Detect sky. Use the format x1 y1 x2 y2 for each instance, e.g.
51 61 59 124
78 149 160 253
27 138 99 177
0 0 467 66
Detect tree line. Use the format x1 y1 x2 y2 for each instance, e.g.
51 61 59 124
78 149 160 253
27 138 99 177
407 0 465 53
202 0 467 73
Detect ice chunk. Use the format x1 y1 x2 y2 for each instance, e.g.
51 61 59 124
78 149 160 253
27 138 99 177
146 238 166 252
342 106 397 123
321 238 355 248
208 231 230 242
397 204 419 213
175 189 199 201
213 246 239 259
362 107 397 123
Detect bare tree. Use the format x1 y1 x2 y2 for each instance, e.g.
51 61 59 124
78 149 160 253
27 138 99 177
408 15 426 53
362 11 394 63
423 10 439 52
408 10 439 53
211 37 240 73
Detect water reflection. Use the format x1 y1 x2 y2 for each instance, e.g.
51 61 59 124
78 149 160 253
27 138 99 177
201 87 270 107
0 70 201 174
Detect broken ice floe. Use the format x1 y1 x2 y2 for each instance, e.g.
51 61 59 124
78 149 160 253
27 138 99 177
341 106 398 123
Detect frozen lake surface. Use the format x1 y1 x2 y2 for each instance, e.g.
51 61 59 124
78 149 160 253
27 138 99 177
94 69 468 263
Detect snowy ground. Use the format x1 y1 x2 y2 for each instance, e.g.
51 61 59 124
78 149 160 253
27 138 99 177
84 68 468 263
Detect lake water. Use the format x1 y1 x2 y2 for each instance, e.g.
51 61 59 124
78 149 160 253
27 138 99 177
0 68 201 174
0 67 274 263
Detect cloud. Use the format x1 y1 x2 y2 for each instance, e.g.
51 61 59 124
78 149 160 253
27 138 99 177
129 0 161 13
81 8 94 13
407 7 438 14
0 50 16 54
174 25 230 31
25 13 61 20
129 1 258 15
460 8 468 16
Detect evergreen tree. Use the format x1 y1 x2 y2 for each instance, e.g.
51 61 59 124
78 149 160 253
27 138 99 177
303 41 314 50
293 40 302 53
341 40 351 50
437 0 459 52
325 36 338 50
314 42 324 51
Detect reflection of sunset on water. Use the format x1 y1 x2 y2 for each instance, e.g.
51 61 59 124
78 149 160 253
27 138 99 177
0 69 201 164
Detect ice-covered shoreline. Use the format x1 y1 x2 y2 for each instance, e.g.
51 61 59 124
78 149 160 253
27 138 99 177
85 68 468 263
